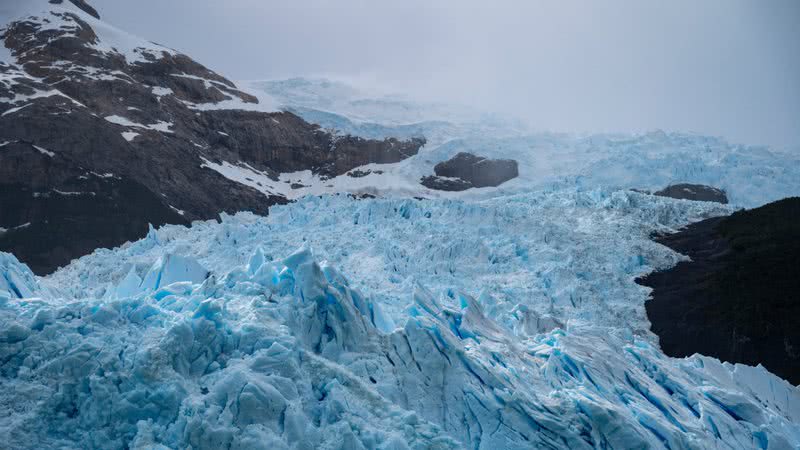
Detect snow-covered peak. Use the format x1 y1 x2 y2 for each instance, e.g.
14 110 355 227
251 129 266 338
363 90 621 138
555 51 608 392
0 0 176 66
1 0 95 24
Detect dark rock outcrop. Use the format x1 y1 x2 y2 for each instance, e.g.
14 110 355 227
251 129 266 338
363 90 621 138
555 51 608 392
420 175 474 192
347 169 383 178
637 197 800 384
0 2 424 273
0 155 189 274
653 183 728 204
49 0 100 20
421 152 518 191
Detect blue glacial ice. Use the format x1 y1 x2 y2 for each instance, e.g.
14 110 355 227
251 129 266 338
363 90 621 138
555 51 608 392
2 186 799 449
246 78 800 207
0 253 41 301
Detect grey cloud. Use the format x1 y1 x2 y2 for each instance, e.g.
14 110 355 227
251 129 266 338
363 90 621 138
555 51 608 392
95 0 800 149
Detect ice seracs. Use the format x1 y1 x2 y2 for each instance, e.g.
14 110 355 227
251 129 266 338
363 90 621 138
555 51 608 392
0 253 41 300
2 188 799 449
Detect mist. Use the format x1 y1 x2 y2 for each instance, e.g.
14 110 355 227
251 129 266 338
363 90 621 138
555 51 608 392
95 0 800 150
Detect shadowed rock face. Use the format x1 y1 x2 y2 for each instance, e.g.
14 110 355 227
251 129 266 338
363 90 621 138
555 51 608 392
0 2 424 273
421 152 518 191
637 197 800 384
0 146 189 274
654 183 728 204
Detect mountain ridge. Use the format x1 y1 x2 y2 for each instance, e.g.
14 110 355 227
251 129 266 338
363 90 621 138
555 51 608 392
0 0 424 273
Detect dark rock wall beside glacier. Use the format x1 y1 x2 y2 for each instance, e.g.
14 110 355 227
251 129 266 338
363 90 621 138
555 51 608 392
638 197 800 384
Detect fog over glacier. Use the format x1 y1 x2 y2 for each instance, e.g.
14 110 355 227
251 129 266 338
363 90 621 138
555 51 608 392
96 0 800 149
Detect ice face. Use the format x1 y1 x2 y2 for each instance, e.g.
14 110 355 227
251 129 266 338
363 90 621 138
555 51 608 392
139 253 209 293
2 187 799 449
0 252 42 300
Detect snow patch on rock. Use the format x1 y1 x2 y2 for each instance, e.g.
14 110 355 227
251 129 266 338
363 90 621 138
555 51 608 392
105 115 173 133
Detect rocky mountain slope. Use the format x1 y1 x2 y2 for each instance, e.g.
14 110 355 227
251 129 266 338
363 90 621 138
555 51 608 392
638 197 800 384
0 0 424 274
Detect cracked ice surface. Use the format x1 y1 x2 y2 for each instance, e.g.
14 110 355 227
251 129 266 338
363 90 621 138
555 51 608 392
2 189 799 449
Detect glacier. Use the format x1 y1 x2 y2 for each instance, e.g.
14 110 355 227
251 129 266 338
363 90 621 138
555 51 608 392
2 188 800 449
243 78 800 208
3 74 800 448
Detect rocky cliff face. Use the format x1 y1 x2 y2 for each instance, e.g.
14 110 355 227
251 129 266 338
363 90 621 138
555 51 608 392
637 197 800 384
0 1 424 273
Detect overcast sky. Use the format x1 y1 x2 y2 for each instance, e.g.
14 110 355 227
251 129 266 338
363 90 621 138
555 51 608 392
95 0 799 149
